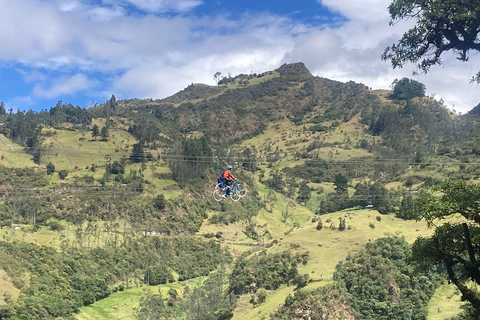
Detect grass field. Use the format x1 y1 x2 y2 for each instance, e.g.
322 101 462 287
0 135 37 168
76 277 206 320
427 283 465 320
0 268 20 305
41 125 134 171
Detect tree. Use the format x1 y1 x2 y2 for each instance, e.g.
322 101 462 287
390 78 426 100
296 181 311 206
383 0 480 82
46 162 55 175
91 124 99 140
100 126 109 141
397 194 419 219
214 71 223 85
58 170 68 180
131 143 145 163
412 180 480 315
334 173 348 193
185 269 235 320
338 217 346 231
0 101 6 116
153 194 166 210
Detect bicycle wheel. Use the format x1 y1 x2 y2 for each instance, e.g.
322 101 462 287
236 184 248 197
231 190 241 201
213 183 225 201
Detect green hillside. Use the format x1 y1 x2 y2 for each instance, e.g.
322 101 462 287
0 63 479 319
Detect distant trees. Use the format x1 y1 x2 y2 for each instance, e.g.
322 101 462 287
106 161 124 174
334 173 349 193
214 71 223 85
130 143 145 163
334 237 440 319
100 126 109 141
296 181 311 206
390 78 426 100
185 268 235 320
153 194 166 210
383 0 480 83
46 162 55 175
91 124 99 140
128 116 160 144
169 136 213 184
0 101 6 116
397 194 419 220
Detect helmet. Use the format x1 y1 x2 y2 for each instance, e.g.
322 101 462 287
227 165 232 170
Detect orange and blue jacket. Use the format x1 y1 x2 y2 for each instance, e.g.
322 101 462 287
223 170 235 180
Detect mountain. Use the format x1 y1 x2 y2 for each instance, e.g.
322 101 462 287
0 62 478 319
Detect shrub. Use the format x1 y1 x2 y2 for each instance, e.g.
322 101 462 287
46 162 55 175
58 170 68 180
316 220 323 230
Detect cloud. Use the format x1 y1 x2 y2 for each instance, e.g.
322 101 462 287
104 0 202 13
318 0 390 21
0 0 478 112
33 74 98 99
5 96 35 111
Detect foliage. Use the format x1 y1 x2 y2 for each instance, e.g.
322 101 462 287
334 237 440 320
229 250 309 295
390 78 426 100
137 290 180 320
153 194 167 210
0 236 226 319
100 126 109 141
184 268 235 320
397 194 420 219
383 0 480 82
46 162 55 175
169 136 213 185
296 180 311 206
128 115 161 144
412 180 480 314
91 124 99 140
58 169 69 180
106 160 125 174
271 284 354 320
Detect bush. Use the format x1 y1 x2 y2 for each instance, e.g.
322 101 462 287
46 162 55 175
316 220 323 230
58 170 68 180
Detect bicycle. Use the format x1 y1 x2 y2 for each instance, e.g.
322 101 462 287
213 180 247 201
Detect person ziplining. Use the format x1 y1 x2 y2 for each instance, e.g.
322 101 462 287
213 164 247 201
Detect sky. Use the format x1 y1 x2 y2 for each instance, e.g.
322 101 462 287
0 0 479 113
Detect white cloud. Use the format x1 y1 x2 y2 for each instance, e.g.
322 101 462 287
103 0 202 13
5 96 35 111
33 74 98 98
88 6 126 21
318 0 389 21
0 0 478 112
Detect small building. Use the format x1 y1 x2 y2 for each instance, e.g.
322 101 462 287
365 205 374 209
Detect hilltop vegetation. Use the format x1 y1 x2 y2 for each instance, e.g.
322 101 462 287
0 63 479 319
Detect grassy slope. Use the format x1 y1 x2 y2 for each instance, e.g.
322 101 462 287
76 277 206 320
0 134 37 168
41 121 134 171
427 283 465 320
0 268 20 305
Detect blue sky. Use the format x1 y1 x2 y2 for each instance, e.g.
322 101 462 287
0 0 478 113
